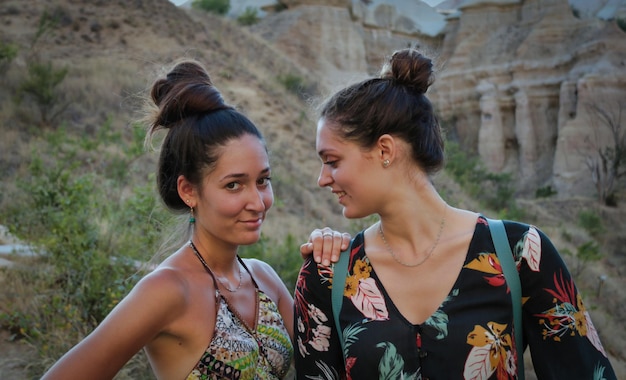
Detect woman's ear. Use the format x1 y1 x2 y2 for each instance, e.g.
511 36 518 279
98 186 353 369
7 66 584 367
377 134 396 166
177 175 196 207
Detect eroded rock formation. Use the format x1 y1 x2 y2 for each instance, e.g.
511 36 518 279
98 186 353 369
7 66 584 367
250 0 626 198
433 0 626 197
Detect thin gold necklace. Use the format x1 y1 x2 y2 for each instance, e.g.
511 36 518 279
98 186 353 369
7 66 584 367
189 241 243 293
378 206 447 267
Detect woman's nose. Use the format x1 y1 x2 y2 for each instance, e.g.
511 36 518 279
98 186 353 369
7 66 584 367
317 165 332 188
247 188 267 211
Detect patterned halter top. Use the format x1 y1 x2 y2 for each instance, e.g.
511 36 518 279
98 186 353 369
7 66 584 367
186 243 293 380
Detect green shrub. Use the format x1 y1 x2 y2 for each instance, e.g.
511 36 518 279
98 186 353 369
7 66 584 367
273 3 287 12
192 0 230 15
535 185 557 198
0 122 165 377
237 7 259 26
560 210 605 278
567 241 602 277
0 41 18 73
617 17 626 32
15 60 69 126
578 210 605 239
277 73 305 94
5 150 137 323
444 140 518 214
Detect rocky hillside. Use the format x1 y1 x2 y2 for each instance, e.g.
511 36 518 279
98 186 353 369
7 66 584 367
248 0 626 199
2 0 624 229
0 0 355 240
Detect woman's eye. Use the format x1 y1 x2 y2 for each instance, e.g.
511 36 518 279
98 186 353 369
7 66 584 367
258 177 271 186
226 182 241 190
324 160 338 168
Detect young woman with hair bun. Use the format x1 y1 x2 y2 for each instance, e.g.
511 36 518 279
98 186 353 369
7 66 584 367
41 59 348 380
294 48 616 379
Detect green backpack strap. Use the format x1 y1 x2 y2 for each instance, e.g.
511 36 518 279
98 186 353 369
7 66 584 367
487 218 525 380
331 248 350 364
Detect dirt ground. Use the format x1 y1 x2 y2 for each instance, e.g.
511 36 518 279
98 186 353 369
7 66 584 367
0 329 33 378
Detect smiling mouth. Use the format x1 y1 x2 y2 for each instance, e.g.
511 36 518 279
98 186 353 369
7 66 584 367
240 216 264 226
334 191 346 199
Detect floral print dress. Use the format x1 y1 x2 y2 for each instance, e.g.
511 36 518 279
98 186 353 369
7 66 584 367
186 257 294 380
293 216 616 380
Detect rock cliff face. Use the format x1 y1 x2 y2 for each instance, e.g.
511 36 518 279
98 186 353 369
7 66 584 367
251 1 445 97
252 0 626 198
433 0 626 197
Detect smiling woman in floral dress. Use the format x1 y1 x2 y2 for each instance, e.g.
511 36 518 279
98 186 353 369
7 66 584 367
293 48 617 380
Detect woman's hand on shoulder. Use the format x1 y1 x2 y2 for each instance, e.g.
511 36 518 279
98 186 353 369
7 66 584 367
300 228 351 266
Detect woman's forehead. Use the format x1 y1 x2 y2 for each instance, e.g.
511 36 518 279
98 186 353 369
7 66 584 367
214 135 269 173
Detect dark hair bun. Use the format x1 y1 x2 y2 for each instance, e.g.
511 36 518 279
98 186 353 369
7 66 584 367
380 48 433 94
151 60 229 128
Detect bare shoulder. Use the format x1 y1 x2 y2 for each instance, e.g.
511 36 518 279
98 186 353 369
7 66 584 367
128 264 192 311
241 258 287 297
241 258 279 281
241 257 273 270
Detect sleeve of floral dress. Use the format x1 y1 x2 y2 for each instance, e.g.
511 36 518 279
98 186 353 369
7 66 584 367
509 221 617 379
294 256 346 380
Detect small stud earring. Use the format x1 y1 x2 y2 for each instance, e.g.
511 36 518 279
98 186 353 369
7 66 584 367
383 159 390 168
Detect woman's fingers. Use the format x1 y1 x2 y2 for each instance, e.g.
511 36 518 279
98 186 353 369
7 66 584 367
302 228 352 266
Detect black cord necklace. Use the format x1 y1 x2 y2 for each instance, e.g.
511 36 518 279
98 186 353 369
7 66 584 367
189 240 243 292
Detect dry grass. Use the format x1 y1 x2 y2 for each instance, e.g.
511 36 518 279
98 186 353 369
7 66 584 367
0 262 154 378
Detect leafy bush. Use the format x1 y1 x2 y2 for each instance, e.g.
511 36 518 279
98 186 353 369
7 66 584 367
15 60 69 126
535 185 557 198
444 140 519 215
562 240 602 277
0 123 166 377
192 0 230 15
237 7 259 26
578 210 605 239
277 73 305 94
0 41 18 73
560 210 605 278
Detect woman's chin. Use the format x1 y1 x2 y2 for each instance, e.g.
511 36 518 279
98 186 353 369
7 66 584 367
239 232 263 246
342 208 366 220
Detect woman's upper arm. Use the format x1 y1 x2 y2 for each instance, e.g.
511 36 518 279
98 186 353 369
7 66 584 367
294 257 344 379
519 226 617 379
41 269 187 380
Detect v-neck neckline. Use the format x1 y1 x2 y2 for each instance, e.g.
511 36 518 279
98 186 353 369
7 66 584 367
219 288 260 334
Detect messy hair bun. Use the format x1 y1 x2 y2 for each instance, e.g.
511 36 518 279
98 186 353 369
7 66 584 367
380 48 433 95
150 61 231 129
318 48 444 175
